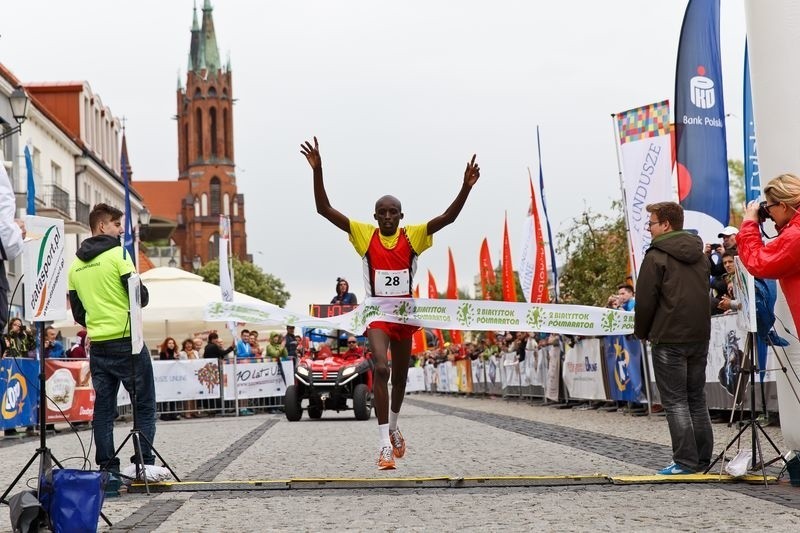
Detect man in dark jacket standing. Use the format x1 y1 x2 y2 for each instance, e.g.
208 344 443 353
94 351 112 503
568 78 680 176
634 202 713 475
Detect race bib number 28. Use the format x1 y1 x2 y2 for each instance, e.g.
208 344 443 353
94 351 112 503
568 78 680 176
374 269 410 296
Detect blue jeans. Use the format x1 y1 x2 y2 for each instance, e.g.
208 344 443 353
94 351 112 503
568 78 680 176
651 342 714 471
90 339 156 471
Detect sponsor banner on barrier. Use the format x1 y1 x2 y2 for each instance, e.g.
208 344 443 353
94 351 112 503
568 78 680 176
206 298 634 336
407 367 425 393
545 346 560 401
529 348 548 388
223 361 294 401
45 359 94 423
152 359 223 402
562 338 606 401
1 359 38 429
455 360 473 393
603 335 644 402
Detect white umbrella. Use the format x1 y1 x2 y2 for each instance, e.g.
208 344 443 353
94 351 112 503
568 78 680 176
53 267 284 348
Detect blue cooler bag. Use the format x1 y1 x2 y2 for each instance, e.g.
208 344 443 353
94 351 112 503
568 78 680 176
40 469 109 533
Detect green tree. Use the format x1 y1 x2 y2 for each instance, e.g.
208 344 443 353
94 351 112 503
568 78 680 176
483 267 525 302
198 257 291 307
728 159 745 226
557 202 628 306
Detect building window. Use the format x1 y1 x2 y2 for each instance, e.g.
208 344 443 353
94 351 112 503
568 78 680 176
208 232 220 261
223 108 229 159
183 124 189 168
51 161 62 186
195 108 203 160
223 193 230 216
233 197 239 217
208 86 217 98
210 108 218 158
194 196 200 217
201 193 208 216
210 177 220 215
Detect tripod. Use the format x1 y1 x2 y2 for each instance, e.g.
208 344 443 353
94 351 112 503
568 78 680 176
0 324 112 526
705 331 785 485
103 347 180 494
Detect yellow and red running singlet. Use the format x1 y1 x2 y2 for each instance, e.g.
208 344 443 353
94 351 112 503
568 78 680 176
348 220 432 297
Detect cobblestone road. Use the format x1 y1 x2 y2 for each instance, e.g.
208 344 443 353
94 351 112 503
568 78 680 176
1 394 798 532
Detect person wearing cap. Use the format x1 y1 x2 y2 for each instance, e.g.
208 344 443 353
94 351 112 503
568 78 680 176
302 136 480 470
706 226 739 277
284 325 298 361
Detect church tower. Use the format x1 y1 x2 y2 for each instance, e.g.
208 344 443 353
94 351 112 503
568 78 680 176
174 0 246 269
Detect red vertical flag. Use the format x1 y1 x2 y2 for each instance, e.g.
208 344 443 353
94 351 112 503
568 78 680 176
479 237 496 300
411 284 427 354
501 214 518 302
528 175 549 303
446 248 463 345
427 270 446 349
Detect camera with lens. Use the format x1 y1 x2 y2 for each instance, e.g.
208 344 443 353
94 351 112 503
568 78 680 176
758 201 772 223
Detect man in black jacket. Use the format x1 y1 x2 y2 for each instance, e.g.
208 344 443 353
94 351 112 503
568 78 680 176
634 202 713 475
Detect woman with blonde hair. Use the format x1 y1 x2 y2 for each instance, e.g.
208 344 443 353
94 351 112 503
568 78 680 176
738 173 800 333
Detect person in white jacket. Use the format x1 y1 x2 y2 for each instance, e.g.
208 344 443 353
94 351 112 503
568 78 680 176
0 164 25 332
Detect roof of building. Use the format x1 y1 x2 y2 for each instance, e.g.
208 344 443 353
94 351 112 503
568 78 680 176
134 180 189 222
138 249 156 273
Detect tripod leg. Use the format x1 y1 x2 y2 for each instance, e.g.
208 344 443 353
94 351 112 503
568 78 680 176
705 421 751 473
0 450 42 504
135 432 182 482
131 432 150 495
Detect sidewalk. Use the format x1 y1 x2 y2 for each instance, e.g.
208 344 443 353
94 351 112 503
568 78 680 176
1 395 798 532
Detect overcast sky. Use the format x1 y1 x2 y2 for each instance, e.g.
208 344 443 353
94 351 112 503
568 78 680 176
1 1 747 313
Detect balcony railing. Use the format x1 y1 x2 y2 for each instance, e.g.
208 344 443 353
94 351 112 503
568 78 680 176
76 200 90 226
46 184 70 214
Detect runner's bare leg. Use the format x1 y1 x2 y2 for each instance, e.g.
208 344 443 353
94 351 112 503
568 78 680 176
368 328 391 425
389 337 412 414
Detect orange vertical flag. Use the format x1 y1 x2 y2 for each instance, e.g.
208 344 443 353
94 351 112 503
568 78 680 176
427 270 446 349
528 174 550 303
446 248 463 344
501 214 518 302
479 237 496 300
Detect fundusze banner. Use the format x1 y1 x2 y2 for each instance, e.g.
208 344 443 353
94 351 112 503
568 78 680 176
616 100 673 275
24 215 67 322
205 298 634 336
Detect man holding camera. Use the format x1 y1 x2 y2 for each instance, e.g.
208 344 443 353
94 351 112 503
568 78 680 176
634 202 713 475
705 226 738 277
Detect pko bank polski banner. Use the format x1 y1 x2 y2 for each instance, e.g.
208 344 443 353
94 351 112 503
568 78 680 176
616 100 674 275
24 216 67 322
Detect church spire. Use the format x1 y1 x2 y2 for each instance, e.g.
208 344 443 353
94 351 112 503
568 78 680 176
120 124 133 181
200 0 221 75
188 1 201 72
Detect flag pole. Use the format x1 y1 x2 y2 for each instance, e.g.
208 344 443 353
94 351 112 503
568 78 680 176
610 114 638 286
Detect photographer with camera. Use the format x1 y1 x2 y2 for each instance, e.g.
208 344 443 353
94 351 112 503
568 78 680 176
738 174 800 334
705 226 738 277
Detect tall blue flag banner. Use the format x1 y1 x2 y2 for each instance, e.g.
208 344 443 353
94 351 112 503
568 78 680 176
743 41 760 204
603 335 644 402
24 145 35 215
675 0 729 240
536 126 558 303
121 148 135 264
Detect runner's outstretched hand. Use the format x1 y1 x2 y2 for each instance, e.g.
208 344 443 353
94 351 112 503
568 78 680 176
301 137 322 171
464 154 480 188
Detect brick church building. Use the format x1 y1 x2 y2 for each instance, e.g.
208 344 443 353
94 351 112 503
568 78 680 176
136 0 247 270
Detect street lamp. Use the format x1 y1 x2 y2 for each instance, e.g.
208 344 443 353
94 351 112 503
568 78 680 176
168 257 177 268
138 206 151 226
192 255 202 272
0 86 30 142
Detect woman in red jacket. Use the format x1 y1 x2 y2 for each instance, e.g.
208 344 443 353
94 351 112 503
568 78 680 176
737 173 800 334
